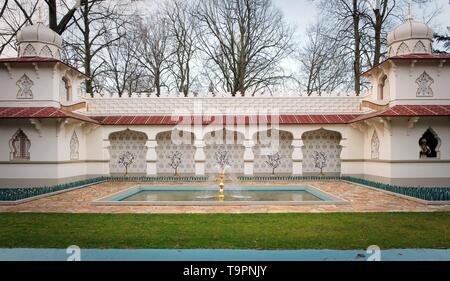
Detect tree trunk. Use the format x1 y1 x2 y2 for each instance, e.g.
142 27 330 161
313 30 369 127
373 9 383 66
82 3 94 96
352 0 361 96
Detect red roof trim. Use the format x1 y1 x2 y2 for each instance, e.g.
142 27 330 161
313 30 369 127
0 56 88 78
351 105 450 123
95 114 360 125
0 107 98 124
1 105 448 125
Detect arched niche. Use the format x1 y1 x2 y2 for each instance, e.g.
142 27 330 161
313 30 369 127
204 129 245 175
419 128 440 159
377 74 389 100
9 129 31 160
108 129 148 175
61 76 72 102
301 128 342 176
156 130 196 175
252 129 293 175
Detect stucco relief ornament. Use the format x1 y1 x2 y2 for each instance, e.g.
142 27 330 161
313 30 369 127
16 74 34 99
371 131 380 159
416 71 434 97
70 131 79 160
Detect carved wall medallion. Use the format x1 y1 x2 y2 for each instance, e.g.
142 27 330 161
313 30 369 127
371 130 380 159
70 131 79 160
16 74 34 99
416 71 434 97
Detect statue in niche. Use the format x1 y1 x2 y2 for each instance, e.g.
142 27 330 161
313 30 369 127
419 138 432 158
419 129 439 158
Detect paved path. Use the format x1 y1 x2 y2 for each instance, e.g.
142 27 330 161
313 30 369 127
0 181 449 213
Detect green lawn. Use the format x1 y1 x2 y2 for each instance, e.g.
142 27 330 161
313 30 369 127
0 212 449 249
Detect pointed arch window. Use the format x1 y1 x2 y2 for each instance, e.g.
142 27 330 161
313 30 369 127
9 129 31 160
419 128 440 159
62 76 72 101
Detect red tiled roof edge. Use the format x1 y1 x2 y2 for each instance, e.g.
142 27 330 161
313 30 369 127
351 105 450 123
0 107 99 124
0 56 89 78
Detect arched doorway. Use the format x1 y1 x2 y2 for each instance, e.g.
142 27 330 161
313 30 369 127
156 130 196 175
301 128 342 176
253 129 293 175
109 129 148 175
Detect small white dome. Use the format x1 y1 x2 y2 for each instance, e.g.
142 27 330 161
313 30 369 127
17 22 63 47
387 16 433 57
387 17 433 46
16 21 63 59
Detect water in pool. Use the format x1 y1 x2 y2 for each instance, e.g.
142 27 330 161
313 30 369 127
120 189 323 202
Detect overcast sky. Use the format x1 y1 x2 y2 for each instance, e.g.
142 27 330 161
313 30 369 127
273 0 450 42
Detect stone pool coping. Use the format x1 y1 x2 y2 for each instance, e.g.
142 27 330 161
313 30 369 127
1 248 449 261
91 184 350 206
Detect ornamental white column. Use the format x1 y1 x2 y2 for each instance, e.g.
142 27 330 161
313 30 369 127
102 139 111 175
146 139 158 176
292 138 304 176
243 139 255 175
194 139 206 176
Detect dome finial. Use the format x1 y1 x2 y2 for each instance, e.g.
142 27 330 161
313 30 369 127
406 0 413 21
37 2 44 24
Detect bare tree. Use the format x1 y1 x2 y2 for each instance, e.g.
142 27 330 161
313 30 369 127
194 0 293 96
135 15 171 97
100 18 140 97
312 151 327 175
44 0 86 34
164 0 198 97
63 0 124 95
296 20 351 96
265 152 282 175
0 0 38 56
168 151 183 176
118 151 135 176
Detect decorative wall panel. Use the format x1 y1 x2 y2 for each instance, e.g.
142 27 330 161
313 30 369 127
253 130 293 175
156 131 195 175
109 130 147 175
302 129 342 174
204 130 245 174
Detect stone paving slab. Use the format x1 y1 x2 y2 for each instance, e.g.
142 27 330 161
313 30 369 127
0 181 449 213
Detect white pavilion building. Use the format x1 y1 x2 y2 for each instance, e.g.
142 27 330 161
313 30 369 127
0 16 449 187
